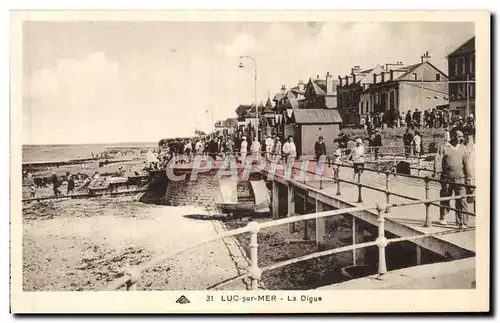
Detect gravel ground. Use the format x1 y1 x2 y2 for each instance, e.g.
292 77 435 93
23 199 248 291
223 216 355 290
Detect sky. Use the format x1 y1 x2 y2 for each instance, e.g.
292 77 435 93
22 21 474 145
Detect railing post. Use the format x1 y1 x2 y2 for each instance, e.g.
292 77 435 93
336 165 341 196
357 171 363 203
375 204 388 275
417 157 421 177
303 192 309 241
384 171 390 213
424 176 432 227
123 266 142 291
247 221 262 290
319 159 324 190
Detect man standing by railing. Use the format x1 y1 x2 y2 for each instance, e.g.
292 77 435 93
372 129 382 160
314 136 327 162
347 138 365 183
403 128 413 157
272 136 282 163
282 136 297 165
265 135 274 161
433 129 473 228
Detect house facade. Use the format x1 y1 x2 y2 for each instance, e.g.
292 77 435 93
337 54 449 127
447 36 475 117
337 65 386 126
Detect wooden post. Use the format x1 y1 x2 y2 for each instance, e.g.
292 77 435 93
352 216 365 266
315 199 326 250
287 184 295 233
272 180 279 220
303 192 309 240
416 245 422 266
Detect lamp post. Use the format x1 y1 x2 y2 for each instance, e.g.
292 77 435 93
239 55 258 141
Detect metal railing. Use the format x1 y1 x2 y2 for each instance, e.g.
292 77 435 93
105 194 475 291
288 158 475 228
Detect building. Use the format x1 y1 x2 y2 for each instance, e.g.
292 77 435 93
337 65 386 126
288 109 342 156
447 36 475 117
337 53 449 127
303 73 338 110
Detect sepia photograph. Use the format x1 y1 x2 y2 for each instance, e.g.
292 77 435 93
10 10 490 313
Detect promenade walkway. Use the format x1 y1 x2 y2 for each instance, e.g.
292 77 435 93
261 158 476 256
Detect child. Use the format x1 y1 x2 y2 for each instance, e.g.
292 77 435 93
29 184 36 198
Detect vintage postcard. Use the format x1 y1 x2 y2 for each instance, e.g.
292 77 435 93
10 10 490 313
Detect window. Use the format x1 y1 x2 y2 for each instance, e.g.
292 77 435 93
450 59 456 76
457 58 463 75
462 58 466 74
469 84 475 99
436 74 441 81
470 56 475 74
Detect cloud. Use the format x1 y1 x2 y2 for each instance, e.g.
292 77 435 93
216 32 257 58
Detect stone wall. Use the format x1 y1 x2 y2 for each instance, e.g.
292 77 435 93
164 169 220 210
164 169 265 210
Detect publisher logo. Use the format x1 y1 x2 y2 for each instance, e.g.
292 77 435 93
176 295 190 304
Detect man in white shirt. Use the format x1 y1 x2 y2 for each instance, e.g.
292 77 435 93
413 131 422 157
348 138 365 182
251 138 261 156
282 136 297 165
265 135 274 161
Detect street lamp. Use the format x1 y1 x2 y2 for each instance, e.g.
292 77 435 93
239 55 258 141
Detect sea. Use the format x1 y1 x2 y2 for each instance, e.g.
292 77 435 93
22 142 157 163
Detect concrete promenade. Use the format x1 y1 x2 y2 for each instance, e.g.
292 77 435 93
317 257 475 290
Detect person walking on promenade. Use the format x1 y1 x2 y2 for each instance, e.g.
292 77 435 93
282 136 297 166
265 135 274 161
347 138 365 183
240 136 248 165
251 137 261 161
373 129 382 160
66 172 75 195
413 130 422 157
272 137 282 163
433 129 473 228
195 138 204 157
405 110 413 129
403 128 414 157
225 138 234 159
314 136 327 163
51 172 61 196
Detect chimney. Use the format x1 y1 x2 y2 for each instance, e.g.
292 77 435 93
345 76 348 85
373 73 377 84
381 72 385 83
421 51 431 63
298 80 304 92
338 75 343 87
280 85 286 95
351 65 361 73
326 71 334 95
352 73 356 84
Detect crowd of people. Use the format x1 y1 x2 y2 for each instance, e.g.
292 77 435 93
358 108 475 132
160 135 298 166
